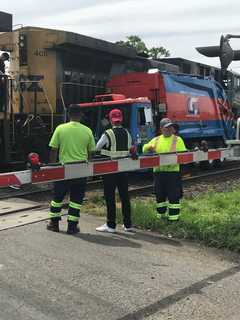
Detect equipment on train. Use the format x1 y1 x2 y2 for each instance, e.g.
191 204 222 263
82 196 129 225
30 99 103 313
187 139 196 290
0 12 12 32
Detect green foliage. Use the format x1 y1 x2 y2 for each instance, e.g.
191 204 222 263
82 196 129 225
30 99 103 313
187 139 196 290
124 189 240 251
116 35 170 58
148 47 170 59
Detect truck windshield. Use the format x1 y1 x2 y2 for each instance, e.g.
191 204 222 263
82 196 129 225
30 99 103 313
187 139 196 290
80 103 132 140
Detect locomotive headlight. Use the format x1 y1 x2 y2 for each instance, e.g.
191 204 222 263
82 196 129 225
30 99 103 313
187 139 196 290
18 33 27 65
19 34 26 48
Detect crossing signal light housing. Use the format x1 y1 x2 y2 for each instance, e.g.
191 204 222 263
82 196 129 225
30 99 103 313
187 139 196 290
196 34 240 75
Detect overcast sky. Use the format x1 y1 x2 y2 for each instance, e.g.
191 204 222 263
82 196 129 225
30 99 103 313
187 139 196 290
2 0 240 71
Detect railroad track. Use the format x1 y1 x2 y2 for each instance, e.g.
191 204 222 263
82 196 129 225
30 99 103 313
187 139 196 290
128 165 240 196
0 179 103 200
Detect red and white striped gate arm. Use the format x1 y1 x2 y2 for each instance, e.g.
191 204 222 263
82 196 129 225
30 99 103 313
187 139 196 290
0 148 231 188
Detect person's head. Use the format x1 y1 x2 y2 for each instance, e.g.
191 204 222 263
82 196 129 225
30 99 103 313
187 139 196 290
0 52 9 62
68 104 82 121
109 108 123 126
160 117 174 137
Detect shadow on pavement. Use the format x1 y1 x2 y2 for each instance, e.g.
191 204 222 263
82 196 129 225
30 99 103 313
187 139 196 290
117 229 182 247
71 232 142 248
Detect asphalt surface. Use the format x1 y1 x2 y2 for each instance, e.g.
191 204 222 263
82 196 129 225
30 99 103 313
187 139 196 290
0 211 240 320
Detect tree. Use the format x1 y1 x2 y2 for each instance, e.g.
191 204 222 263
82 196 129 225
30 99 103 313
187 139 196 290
148 46 170 59
116 35 170 58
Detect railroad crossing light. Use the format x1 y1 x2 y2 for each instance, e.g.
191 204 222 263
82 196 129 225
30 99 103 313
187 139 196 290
219 35 234 72
196 34 240 74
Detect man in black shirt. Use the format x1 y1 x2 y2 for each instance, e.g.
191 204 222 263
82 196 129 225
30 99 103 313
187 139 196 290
95 109 133 233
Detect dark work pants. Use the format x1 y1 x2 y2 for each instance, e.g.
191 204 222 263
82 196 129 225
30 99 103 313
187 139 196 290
154 172 182 221
103 172 131 229
50 178 87 223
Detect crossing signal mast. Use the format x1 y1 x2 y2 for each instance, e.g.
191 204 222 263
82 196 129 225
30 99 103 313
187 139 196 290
196 34 240 77
196 35 240 111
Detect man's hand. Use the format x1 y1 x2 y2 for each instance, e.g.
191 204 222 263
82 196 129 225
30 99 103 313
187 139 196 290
147 145 155 152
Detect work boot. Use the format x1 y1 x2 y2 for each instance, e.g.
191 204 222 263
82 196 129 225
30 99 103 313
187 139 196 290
67 221 80 234
46 219 59 232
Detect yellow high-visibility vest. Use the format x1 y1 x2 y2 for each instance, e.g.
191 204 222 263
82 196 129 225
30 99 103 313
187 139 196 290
143 134 186 172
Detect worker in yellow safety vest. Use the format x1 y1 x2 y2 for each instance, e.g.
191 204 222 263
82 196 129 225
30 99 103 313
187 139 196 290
143 118 186 221
47 104 96 234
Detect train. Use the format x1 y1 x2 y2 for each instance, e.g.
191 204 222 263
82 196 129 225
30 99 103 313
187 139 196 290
0 26 240 169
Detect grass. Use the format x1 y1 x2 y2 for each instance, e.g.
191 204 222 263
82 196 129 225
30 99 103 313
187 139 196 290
85 187 240 251
84 192 106 216
128 189 240 251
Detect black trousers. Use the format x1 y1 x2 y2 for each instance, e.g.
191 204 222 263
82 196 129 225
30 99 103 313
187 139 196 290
103 172 131 229
50 178 87 222
154 172 182 220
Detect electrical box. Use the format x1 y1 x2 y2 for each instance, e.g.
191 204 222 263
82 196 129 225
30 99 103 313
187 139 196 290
0 12 12 32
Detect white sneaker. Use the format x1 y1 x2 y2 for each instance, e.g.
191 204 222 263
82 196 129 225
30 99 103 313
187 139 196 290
123 225 134 232
96 223 116 233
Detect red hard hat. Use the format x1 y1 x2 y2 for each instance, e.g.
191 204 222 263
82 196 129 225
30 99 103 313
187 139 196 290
109 109 123 124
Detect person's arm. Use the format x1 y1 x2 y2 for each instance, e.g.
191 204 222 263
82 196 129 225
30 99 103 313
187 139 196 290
176 137 187 152
142 137 157 153
95 133 109 151
48 126 60 163
49 148 58 163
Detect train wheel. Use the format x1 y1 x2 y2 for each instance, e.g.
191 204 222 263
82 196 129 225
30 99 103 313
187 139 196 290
213 158 225 168
199 160 212 170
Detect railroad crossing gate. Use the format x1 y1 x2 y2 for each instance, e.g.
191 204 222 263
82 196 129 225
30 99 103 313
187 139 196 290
0 148 231 188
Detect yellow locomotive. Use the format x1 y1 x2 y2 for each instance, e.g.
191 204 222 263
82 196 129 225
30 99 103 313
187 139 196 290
0 26 143 168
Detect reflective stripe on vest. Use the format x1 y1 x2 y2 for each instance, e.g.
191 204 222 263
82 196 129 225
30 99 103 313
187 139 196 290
127 131 132 150
101 128 131 158
101 149 129 157
106 129 117 151
170 135 177 152
154 134 178 152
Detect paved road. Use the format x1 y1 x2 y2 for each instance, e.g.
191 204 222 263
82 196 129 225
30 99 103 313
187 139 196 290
0 211 239 320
